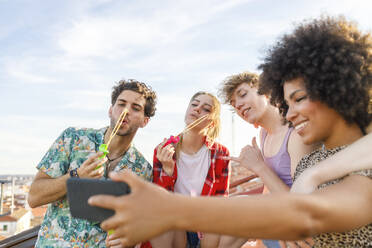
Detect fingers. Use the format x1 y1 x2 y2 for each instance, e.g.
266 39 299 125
100 212 128 231
220 156 240 163
91 166 105 178
157 144 175 160
78 152 107 178
106 237 123 247
88 195 119 210
88 195 128 231
108 225 136 247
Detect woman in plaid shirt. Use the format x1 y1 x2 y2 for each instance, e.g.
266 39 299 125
150 91 230 248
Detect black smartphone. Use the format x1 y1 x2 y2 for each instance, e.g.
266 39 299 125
66 178 130 223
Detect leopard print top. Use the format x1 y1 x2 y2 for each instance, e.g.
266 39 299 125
293 146 372 248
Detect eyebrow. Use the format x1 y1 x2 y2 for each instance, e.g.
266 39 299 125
192 99 212 108
236 88 245 96
288 89 305 100
117 99 144 109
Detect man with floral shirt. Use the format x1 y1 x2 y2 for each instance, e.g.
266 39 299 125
28 79 157 247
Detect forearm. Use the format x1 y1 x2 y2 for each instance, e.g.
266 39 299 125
310 132 372 185
174 175 372 240
28 173 70 207
173 193 313 240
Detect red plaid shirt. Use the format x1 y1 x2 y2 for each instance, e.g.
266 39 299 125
141 136 230 248
153 135 230 196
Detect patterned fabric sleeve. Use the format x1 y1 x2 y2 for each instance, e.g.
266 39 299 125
36 127 75 178
143 162 153 182
152 146 178 191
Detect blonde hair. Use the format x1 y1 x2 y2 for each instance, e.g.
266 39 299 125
175 91 221 158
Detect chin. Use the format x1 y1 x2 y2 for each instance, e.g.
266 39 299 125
302 135 320 146
247 119 256 125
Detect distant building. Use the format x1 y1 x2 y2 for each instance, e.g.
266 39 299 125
31 206 47 227
0 208 31 237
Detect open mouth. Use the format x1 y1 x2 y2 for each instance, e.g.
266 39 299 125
121 119 129 125
294 121 308 133
242 107 251 118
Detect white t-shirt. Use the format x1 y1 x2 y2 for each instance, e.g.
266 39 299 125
174 145 211 196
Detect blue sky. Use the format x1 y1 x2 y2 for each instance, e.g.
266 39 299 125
1 0 371 174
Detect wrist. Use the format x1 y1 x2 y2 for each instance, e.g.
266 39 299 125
172 194 191 230
249 161 267 175
163 162 175 176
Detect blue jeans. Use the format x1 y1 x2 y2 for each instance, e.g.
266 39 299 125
186 232 200 248
262 239 281 248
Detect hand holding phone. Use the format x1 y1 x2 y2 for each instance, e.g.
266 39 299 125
66 178 130 222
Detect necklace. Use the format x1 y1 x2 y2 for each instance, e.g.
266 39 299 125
106 151 126 162
104 150 127 179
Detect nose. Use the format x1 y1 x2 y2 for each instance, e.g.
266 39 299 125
193 105 201 114
235 99 244 111
285 104 297 123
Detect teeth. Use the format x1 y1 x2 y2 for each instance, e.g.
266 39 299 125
295 122 307 130
243 108 250 117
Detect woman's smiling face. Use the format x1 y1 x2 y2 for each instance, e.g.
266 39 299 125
284 78 344 146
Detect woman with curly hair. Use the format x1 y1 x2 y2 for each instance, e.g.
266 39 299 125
89 16 372 248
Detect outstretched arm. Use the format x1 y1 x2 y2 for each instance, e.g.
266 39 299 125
291 131 372 193
89 170 372 247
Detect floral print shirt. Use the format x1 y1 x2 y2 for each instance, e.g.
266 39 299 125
35 127 152 248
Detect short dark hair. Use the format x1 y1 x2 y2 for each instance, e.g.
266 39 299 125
111 79 157 117
218 72 259 105
258 16 372 132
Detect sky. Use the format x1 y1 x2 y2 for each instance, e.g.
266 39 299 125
1 0 371 175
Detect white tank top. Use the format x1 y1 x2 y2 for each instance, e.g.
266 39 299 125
174 145 211 196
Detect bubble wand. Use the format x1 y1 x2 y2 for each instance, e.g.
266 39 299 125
96 108 128 169
167 114 210 144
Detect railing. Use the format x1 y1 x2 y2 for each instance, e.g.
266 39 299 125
229 174 264 196
0 225 40 248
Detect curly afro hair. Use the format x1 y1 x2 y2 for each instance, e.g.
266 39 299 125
258 15 372 133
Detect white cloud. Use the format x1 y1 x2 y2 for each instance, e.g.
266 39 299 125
4 57 59 84
56 0 252 59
